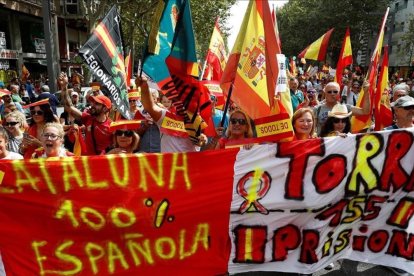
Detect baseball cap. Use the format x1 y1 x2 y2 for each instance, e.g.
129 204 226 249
90 95 112 109
390 95 414 108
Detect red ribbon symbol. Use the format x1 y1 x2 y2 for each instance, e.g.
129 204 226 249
237 170 271 214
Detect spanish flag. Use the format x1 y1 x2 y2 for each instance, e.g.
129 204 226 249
298 28 334 61
373 46 392 131
21 64 30 83
124 49 132 88
351 8 389 133
335 27 352 86
203 18 228 81
221 0 285 120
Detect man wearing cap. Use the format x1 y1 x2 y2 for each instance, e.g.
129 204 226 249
135 77 206 153
36 85 60 115
59 72 112 155
314 81 370 136
384 95 414 130
0 89 23 116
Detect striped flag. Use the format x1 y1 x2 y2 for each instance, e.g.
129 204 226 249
298 28 334 61
351 8 389 133
373 46 392 131
335 27 352 86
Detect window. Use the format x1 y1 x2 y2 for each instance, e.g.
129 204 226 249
66 0 78 15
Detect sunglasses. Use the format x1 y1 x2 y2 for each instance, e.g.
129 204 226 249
115 130 134 137
230 118 247 125
333 118 348 123
30 110 44 116
42 133 61 140
326 90 339 94
403 105 414 111
5 121 19 127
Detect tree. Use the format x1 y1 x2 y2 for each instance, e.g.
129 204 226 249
277 0 392 66
399 14 414 67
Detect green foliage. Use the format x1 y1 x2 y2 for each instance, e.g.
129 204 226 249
399 14 414 66
277 0 392 65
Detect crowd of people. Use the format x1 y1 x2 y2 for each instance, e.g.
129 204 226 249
0 67 412 161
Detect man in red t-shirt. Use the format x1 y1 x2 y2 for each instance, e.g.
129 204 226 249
58 72 112 155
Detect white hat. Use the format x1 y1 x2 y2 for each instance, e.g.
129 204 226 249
391 95 414 108
328 103 352 119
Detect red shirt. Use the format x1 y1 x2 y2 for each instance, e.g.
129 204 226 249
81 112 112 155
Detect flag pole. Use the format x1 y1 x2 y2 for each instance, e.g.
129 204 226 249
199 58 208 81
220 83 233 127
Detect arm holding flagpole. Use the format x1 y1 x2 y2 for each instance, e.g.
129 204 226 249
350 80 370 115
58 72 83 120
135 77 163 122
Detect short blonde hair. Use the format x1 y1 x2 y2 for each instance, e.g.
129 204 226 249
42 122 64 138
4 111 27 130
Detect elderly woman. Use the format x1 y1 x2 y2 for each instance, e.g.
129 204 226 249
20 99 59 158
292 107 316 140
106 120 141 154
32 122 73 158
320 104 352 137
3 111 27 153
209 109 254 150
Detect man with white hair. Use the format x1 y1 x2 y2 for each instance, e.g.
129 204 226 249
314 81 370 135
9 84 24 105
384 95 414 130
391 83 409 102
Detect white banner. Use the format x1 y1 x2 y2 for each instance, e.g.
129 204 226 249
229 128 414 274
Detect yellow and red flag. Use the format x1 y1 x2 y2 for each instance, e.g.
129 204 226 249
203 18 228 81
221 0 285 119
21 64 30 83
335 27 352 86
271 6 282 53
351 7 389 133
373 46 392 131
124 49 132 87
298 28 334 61
289 57 297 77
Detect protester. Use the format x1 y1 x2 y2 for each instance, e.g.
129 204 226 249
36 85 60 115
135 77 207 153
3 111 27 154
391 83 409 102
32 122 73 158
320 103 352 137
0 126 23 160
297 87 319 109
59 72 112 155
289 77 304 112
208 109 253 150
314 81 370 135
384 95 414 130
9 84 25 105
292 107 316 140
106 121 141 154
20 99 59 158
0 89 23 115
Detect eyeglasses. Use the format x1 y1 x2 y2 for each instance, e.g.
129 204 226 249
30 110 44 116
5 121 19 127
326 90 339 94
115 130 134 137
333 118 347 124
230 118 247 125
129 99 137 103
42 133 61 140
403 105 414 111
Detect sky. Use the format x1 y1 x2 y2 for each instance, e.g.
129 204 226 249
227 0 288 50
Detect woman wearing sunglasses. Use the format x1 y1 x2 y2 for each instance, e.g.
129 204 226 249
106 121 141 155
20 99 59 158
32 123 74 158
210 109 253 150
319 104 352 137
3 111 27 154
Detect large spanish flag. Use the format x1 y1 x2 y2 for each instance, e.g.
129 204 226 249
220 0 284 120
298 28 334 61
374 46 392 131
351 8 389 133
335 27 352 86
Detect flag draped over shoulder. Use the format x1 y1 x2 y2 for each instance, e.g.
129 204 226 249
351 8 389 133
335 27 352 86
221 0 284 120
374 46 392 131
203 19 228 81
79 6 130 119
298 28 334 61
143 0 211 143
